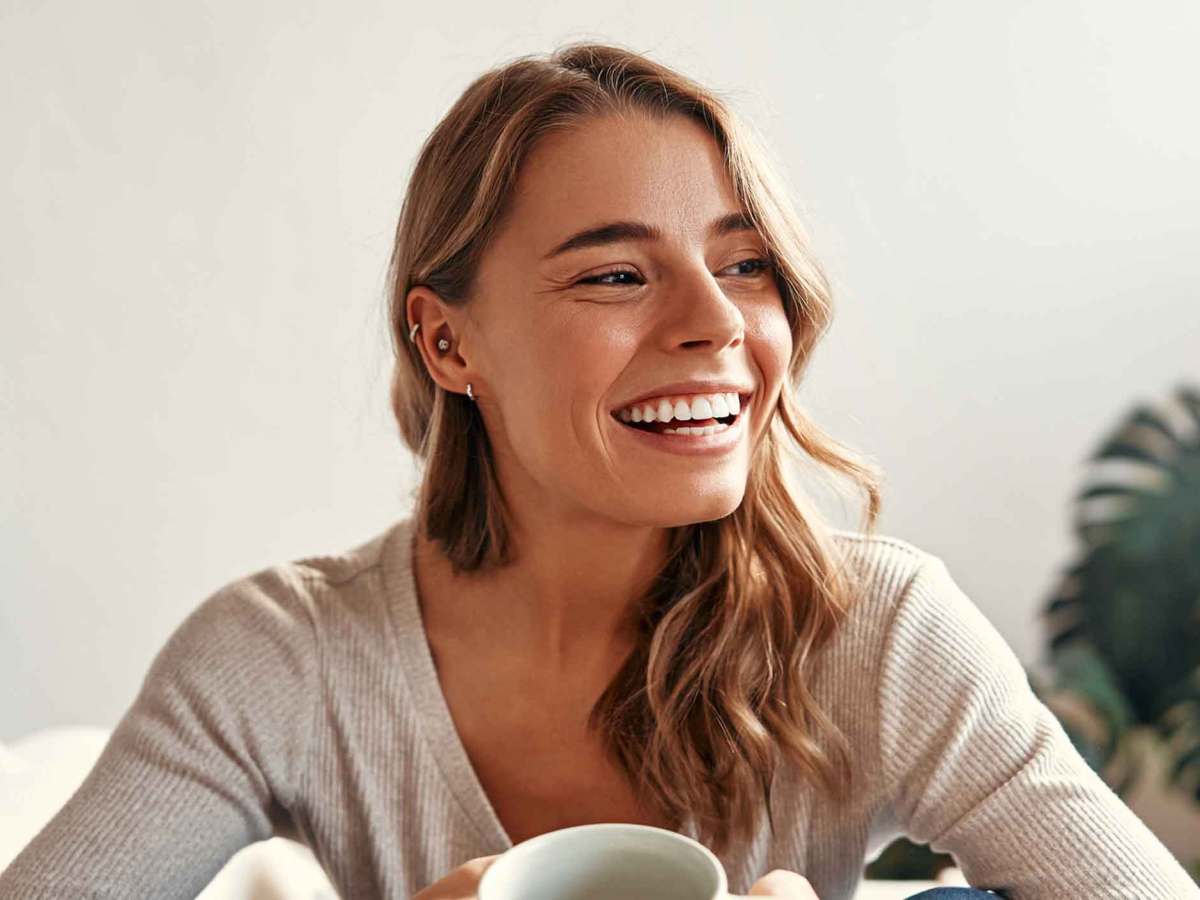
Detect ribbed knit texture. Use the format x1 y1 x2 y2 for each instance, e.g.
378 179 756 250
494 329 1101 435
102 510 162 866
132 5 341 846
2 516 1196 899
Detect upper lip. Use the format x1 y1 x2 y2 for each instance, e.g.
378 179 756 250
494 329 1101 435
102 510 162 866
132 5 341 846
611 380 755 412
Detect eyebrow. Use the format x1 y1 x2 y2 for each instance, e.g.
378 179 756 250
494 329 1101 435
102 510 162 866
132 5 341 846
541 210 761 260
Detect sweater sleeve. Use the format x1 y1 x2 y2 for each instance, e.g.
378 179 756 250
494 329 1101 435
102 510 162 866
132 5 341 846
877 553 1200 899
0 565 320 899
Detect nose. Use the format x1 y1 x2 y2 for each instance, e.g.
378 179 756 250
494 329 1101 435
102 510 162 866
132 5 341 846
659 264 746 352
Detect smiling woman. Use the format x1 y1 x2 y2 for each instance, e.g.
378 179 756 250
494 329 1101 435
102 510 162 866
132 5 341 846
391 45 875 866
2 38 1197 900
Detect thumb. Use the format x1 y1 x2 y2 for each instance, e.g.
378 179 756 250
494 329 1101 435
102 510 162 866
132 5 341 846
739 868 819 898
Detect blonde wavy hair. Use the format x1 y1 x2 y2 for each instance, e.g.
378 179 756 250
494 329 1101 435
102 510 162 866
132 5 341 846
385 40 884 858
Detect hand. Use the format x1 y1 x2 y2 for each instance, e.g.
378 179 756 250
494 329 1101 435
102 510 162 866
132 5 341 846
728 868 820 898
411 854 501 900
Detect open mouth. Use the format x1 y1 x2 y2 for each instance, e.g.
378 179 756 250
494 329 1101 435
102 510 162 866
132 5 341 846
610 392 752 436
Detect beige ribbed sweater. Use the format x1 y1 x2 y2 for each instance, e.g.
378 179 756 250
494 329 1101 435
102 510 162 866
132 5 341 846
1 516 1196 899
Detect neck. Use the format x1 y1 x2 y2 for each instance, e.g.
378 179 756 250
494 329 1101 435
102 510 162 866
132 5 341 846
413 504 669 675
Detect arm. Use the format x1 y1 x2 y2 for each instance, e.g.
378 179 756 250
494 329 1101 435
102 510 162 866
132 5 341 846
0 565 320 899
877 554 1199 899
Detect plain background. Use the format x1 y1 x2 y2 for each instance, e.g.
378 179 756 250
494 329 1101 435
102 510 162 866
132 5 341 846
3 0 1198 864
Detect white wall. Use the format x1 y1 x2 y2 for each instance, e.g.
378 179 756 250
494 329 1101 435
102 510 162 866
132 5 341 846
3 0 1198 859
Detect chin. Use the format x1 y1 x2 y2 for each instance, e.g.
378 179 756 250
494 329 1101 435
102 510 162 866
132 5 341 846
627 486 746 528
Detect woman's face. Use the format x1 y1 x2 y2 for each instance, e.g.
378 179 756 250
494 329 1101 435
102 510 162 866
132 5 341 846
450 111 792 528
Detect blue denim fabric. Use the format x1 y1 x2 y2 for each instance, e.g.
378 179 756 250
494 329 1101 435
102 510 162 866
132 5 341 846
903 889 1002 899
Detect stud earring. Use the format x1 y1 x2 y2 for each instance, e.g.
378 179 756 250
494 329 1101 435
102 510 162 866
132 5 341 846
408 321 451 354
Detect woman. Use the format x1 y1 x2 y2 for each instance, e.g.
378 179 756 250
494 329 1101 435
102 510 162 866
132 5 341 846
2 41 1195 900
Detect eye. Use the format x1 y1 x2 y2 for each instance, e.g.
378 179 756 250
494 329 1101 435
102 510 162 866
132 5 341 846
723 257 773 278
574 257 774 287
576 266 643 287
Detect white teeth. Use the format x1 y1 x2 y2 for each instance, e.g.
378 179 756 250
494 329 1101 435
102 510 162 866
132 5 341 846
663 422 730 435
615 391 748 425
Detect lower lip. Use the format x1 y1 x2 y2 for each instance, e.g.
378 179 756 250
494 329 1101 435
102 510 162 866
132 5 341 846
610 396 752 457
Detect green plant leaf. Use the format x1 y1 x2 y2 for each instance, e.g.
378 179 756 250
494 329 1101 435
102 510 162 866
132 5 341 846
1040 382 1200 809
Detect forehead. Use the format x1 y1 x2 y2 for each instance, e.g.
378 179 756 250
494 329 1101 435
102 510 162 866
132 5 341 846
497 111 745 256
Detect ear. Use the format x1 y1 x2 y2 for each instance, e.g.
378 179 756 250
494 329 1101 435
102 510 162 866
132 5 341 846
405 285 474 397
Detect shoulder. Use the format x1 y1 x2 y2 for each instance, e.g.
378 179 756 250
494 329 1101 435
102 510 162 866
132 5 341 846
823 532 1030 727
828 527 928 562
288 518 405 587
815 532 1035 760
218 516 410 621
826 528 937 619
811 528 1010 698
825 529 998 654
157 517 411 677
804 529 939 693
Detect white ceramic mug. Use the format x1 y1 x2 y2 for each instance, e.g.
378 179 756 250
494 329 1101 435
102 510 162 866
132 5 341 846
476 823 728 900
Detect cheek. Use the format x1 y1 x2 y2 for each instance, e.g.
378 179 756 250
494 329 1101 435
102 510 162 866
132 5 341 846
746 303 794 380
498 315 633 440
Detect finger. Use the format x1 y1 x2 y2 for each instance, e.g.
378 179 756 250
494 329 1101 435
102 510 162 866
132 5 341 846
411 855 503 900
745 868 819 898
463 854 502 875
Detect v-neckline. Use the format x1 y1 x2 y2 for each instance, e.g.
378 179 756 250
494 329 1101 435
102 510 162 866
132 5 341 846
379 515 515 852
377 515 700 853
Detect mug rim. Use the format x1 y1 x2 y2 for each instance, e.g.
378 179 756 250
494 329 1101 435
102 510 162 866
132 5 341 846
477 822 727 900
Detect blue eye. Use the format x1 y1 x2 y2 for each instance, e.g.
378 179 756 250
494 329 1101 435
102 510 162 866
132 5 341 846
576 258 773 287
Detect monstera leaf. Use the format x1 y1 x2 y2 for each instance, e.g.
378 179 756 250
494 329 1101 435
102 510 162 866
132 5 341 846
1039 383 1200 803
